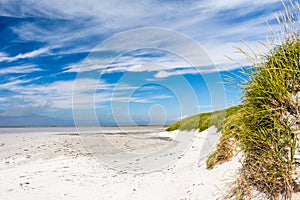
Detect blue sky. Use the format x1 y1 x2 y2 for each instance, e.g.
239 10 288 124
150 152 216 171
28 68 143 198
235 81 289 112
0 0 288 126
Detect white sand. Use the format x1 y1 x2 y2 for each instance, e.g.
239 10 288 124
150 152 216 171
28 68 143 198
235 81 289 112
0 126 241 200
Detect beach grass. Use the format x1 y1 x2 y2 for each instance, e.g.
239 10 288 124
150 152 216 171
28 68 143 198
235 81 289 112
167 1 300 199
215 1 300 199
166 106 239 132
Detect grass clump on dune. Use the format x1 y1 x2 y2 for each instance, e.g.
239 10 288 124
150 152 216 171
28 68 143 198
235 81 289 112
166 106 239 132
168 1 300 198
234 37 300 199
209 38 300 197
223 1 300 199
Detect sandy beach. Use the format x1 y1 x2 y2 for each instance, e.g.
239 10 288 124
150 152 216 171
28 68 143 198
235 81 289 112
0 127 241 200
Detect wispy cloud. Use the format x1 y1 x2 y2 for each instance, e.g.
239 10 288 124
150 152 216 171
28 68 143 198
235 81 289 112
1 0 284 62
0 64 43 74
154 63 242 78
0 48 49 63
0 52 7 57
0 75 167 116
201 0 279 10
0 77 39 89
110 93 174 103
64 40 244 78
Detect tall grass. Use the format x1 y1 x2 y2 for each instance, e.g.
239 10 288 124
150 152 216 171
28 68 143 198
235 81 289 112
214 1 300 199
167 1 300 198
236 37 300 199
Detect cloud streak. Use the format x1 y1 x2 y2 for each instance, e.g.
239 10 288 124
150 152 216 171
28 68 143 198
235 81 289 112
0 65 43 75
0 75 171 117
0 48 49 63
1 0 285 62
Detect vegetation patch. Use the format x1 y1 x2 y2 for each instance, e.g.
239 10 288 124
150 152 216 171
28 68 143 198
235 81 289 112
167 1 300 199
166 106 239 132
215 1 300 199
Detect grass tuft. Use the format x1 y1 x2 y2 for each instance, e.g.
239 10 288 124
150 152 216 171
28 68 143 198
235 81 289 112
168 1 300 198
223 1 300 199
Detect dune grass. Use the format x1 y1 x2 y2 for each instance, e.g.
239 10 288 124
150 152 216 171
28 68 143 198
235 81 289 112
166 106 239 132
222 1 300 199
234 37 300 199
206 105 243 169
167 1 300 199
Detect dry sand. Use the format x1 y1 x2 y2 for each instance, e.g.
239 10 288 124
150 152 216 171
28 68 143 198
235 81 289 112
0 126 241 200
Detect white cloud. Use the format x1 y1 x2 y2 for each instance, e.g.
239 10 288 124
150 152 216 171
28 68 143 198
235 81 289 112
61 28 227 76
0 48 49 63
0 52 7 57
0 78 100 111
154 71 169 78
153 63 241 78
60 11 276 76
0 75 171 115
201 0 279 10
108 93 173 103
2 0 284 64
62 57 115 73
177 115 188 120
0 77 39 89
0 65 43 74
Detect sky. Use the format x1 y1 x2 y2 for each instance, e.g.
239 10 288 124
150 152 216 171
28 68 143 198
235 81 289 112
0 0 289 126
